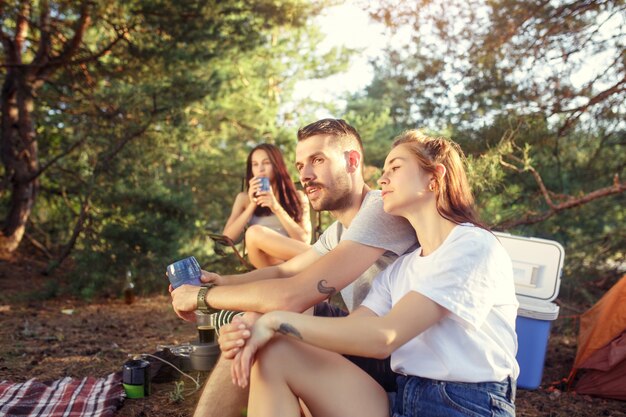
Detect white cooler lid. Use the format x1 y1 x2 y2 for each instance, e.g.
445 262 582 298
517 299 560 321
494 232 564 304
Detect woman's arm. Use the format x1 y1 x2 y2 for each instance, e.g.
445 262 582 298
266 293 446 357
257 189 312 243
222 192 257 241
232 292 447 387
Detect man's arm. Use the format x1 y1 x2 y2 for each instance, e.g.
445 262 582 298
206 240 385 313
170 246 323 319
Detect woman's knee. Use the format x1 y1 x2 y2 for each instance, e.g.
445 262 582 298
245 224 266 246
253 337 299 378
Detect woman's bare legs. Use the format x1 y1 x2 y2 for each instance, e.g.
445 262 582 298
245 225 310 268
248 337 389 417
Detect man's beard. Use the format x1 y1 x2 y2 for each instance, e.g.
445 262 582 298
307 174 353 212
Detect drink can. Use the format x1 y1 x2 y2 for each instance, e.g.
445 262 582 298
166 256 202 289
259 177 270 192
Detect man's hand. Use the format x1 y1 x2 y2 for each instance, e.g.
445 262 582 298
218 312 260 359
200 270 226 286
170 284 201 322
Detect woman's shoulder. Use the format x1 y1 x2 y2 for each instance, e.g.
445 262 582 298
453 223 490 238
233 191 250 206
416 227 511 280
445 224 500 253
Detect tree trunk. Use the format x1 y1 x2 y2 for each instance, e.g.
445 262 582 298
0 70 40 257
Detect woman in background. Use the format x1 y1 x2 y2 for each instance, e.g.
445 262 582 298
226 131 518 417
222 143 311 268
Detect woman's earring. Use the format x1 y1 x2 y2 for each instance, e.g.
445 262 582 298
428 182 435 192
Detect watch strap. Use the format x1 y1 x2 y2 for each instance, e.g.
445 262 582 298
197 283 217 314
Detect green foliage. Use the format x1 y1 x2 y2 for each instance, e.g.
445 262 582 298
344 98 396 168
466 115 625 288
0 0 351 298
353 0 626 303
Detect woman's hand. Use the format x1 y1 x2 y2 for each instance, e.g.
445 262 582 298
231 313 277 388
254 184 280 212
218 312 260 359
247 177 262 205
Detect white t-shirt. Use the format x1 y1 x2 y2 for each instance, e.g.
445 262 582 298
362 223 520 382
313 191 418 311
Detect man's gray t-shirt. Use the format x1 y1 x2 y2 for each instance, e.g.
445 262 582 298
312 190 418 311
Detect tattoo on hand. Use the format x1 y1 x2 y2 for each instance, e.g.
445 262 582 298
317 280 336 297
277 323 303 340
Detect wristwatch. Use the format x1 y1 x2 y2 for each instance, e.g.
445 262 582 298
197 283 219 314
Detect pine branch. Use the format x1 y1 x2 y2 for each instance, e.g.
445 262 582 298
14 1 29 57
495 154 626 229
24 232 54 260
55 1 90 64
28 136 88 182
61 29 128 67
32 0 51 68
557 74 626 136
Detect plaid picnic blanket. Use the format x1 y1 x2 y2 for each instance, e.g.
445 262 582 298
0 372 124 417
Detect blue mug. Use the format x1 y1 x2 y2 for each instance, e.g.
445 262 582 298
259 177 270 192
167 256 202 289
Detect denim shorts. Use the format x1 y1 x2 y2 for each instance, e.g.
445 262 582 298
313 302 398 392
390 374 516 417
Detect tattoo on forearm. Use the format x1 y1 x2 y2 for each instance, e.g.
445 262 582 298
277 323 303 340
317 280 336 297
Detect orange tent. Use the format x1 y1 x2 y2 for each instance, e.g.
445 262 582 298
571 275 626 400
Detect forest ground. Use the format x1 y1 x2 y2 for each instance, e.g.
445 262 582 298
0 253 624 417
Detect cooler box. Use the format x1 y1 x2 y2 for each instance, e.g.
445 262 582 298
495 233 564 390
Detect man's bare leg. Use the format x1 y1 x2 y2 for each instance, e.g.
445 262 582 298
194 356 248 417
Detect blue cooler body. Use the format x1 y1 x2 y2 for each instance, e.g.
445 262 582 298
495 233 564 390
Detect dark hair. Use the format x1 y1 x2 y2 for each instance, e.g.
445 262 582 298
245 143 303 223
392 130 488 230
297 118 364 156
